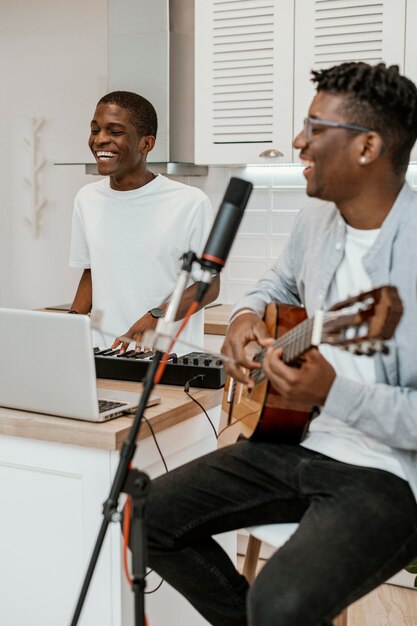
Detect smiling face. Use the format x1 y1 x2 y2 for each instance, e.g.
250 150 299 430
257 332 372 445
89 103 155 189
293 92 367 203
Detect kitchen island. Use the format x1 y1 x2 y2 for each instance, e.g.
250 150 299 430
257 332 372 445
0 380 228 626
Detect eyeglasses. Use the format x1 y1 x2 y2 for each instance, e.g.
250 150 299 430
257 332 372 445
303 117 373 143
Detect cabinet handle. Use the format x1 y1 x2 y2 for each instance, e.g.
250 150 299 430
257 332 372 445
259 149 284 158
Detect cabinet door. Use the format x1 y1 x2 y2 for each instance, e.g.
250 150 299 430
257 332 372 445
195 0 294 165
293 0 406 162
0 436 115 626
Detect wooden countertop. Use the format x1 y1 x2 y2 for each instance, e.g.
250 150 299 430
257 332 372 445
204 304 232 335
0 380 223 452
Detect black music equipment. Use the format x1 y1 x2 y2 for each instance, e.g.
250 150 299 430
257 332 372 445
94 349 226 389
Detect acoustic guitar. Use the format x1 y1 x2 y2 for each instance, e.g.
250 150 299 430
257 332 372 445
218 286 403 447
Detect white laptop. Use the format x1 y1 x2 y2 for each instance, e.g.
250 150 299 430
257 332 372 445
0 308 160 422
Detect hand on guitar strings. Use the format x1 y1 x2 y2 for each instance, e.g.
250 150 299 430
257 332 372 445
262 346 336 406
221 311 272 387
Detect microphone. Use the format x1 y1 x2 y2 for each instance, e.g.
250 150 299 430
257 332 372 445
200 177 253 274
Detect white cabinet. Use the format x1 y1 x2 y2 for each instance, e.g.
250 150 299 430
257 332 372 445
195 0 407 165
293 0 406 162
0 408 232 626
195 0 295 164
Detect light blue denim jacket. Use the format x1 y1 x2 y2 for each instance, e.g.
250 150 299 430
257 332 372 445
233 182 417 501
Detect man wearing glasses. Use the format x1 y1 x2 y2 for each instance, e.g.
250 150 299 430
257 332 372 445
303 116 373 142
143 62 417 625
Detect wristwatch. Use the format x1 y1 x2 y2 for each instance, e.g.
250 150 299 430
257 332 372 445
149 307 166 319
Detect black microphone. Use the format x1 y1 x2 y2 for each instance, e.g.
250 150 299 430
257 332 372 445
200 177 253 273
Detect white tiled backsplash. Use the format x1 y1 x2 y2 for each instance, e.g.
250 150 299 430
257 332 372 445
173 164 417 307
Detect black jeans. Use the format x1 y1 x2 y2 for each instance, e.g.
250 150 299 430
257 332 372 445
145 441 417 626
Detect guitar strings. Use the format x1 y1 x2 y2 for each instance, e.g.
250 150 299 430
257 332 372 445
250 312 340 385
251 317 314 370
254 310 340 364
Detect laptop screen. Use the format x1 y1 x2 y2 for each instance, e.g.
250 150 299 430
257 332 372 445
0 308 126 420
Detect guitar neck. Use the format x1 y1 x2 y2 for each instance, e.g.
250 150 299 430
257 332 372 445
247 286 402 387
274 317 317 363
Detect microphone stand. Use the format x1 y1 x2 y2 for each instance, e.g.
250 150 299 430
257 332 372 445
70 251 212 626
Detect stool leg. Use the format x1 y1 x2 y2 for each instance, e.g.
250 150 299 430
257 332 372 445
333 608 348 626
242 535 262 584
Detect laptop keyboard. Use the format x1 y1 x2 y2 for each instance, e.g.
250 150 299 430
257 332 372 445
98 399 127 413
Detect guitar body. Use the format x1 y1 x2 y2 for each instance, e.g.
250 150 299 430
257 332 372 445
218 303 314 447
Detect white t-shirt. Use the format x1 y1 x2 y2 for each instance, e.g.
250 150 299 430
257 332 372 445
69 174 213 354
301 224 407 480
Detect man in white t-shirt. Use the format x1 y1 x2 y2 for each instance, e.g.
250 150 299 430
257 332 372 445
144 63 417 626
69 91 219 352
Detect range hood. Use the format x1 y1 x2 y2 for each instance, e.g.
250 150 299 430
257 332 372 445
103 0 206 175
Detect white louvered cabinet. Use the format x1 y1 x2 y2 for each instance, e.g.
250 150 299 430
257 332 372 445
195 0 295 165
293 0 406 162
195 0 407 165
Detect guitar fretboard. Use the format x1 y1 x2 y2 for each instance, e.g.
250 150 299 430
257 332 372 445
251 306 350 385
251 316 316 385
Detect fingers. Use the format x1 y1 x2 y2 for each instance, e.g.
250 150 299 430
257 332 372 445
116 314 156 354
221 313 270 380
258 337 275 348
253 327 275 346
112 331 138 354
262 347 288 379
224 363 254 387
221 341 254 384
113 335 130 354
112 328 151 354
222 358 259 385
261 347 335 405
261 347 296 396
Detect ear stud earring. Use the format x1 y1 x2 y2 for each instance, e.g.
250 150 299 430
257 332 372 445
359 156 367 164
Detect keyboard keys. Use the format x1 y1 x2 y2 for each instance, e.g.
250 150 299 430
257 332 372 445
95 348 116 356
118 350 136 358
98 399 126 413
134 351 155 359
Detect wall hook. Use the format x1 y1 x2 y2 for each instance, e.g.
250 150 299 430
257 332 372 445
23 117 47 237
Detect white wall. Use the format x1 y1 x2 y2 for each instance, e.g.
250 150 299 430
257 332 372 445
0 0 108 309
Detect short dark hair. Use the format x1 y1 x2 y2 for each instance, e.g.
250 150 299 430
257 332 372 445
311 62 417 173
97 91 158 137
